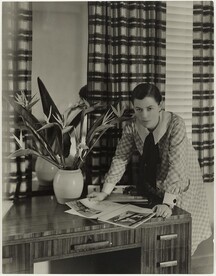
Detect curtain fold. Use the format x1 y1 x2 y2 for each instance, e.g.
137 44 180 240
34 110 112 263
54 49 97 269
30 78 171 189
87 1 166 187
192 1 214 183
2 2 33 198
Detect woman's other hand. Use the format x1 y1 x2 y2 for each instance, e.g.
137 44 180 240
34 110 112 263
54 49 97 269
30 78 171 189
87 191 108 201
152 204 172 219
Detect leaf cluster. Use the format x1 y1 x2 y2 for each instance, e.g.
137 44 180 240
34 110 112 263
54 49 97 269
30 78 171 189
8 78 130 170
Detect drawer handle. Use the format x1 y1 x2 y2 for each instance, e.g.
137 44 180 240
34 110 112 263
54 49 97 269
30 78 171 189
159 260 178 268
2 257 13 265
72 240 112 251
159 233 178 241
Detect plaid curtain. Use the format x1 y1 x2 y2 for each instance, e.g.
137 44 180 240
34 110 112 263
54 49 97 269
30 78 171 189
192 1 214 183
2 2 33 199
87 1 166 187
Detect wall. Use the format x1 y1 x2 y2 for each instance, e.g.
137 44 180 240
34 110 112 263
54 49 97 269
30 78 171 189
32 2 88 120
32 3 88 272
206 183 214 229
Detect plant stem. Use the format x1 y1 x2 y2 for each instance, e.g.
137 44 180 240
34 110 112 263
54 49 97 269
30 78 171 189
85 128 110 158
79 109 85 145
39 155 62 169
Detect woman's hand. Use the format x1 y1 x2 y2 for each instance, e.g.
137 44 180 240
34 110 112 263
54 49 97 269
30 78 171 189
87 191 108 201
152 204 172 219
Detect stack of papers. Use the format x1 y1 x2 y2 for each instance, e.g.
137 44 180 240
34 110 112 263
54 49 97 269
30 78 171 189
65 198 155 229
107 193 148 203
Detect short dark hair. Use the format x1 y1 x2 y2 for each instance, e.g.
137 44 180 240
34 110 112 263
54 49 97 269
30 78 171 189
79 85 87 100
132 83 162 104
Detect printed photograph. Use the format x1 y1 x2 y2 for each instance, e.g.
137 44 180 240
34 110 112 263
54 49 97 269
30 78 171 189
109 211 153 227
69 201 102 217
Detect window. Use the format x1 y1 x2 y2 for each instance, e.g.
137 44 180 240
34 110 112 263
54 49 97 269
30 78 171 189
165 1 193 140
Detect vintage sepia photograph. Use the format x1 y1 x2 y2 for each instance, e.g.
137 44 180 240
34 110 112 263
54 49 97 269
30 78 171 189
2 1 214 274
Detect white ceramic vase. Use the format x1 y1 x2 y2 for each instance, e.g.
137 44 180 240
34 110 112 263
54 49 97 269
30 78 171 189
53 169 84 204
35 157 58 186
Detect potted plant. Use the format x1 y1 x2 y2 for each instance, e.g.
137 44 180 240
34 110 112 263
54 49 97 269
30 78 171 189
7 78 129 204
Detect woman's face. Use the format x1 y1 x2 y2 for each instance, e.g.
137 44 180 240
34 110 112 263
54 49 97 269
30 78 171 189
133 96 162 130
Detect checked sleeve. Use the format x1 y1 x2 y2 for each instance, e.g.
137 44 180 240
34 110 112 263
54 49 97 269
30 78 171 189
102 124 136 194
162 116 190 197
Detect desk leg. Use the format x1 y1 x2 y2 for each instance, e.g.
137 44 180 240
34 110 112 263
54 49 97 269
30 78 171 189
3 243 34 274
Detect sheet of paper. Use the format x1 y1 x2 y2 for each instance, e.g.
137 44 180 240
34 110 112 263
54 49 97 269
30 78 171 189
65 198 154 227
108 193 148 203
99 205 155 228
122 204 153 214
65 198 124 219
65 208 98 218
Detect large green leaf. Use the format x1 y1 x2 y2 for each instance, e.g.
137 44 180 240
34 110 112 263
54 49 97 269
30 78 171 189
85 127 111 159
37 77 62 123
9 148 42 158
37 77 70 157
25 121 60 164
27 98 40 110
63 102 84 122
6 97 59 163
86 112 106 145
63 103 104 157
66 109 82 128
9 149 61 168
39 122 63 158
65 102 105 131
88 124 114 146
6 96 42 131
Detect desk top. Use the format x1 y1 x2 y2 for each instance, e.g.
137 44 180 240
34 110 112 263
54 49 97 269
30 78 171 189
2 196 191 244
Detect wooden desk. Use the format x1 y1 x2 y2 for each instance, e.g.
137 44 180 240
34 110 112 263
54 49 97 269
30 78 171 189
2 196 191 274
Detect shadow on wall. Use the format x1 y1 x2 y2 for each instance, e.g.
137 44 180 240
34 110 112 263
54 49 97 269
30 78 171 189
190 183 214 274
191 235 214 274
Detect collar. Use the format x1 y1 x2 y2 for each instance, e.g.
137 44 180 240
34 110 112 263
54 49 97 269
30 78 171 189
135 111 171 144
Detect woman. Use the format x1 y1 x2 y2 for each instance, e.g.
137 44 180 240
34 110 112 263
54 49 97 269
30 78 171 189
88 83 212 255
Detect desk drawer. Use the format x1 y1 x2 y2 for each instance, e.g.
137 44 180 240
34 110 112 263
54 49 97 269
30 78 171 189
141 246 190 274
142 222 190 250
33 229 140 261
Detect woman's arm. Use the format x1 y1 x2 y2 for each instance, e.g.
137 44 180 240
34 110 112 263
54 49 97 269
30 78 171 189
88 123 136 200
153 117 190 218
102 123 136 194
162 116 190 206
